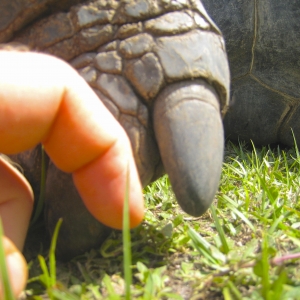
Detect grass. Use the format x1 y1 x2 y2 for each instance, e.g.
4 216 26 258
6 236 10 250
1 141 300 299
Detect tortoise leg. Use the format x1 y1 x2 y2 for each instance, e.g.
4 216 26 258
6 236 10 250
154 80 224 216
45 162 112 259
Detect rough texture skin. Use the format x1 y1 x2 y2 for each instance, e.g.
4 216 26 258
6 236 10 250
202 0 300 146
1 0 229 259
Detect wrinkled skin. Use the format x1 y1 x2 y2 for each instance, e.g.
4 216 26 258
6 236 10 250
1 0 230 259
202 0 300 146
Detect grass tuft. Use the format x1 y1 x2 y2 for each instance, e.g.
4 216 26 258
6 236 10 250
1 141 300 299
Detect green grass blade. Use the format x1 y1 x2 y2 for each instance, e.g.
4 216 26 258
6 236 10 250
123 165 132 300
0 218 15 300
269 214 286 234
37 254 51 288
230 206 255 232
143 274 154 300
223 287 233 300
51 289 80 300
270 269 287 300
49 218 62 287
254 235 271 298
210 205 230 254
226 281 243 300
102 274 120 298
291 129 300 160
188 227 220 265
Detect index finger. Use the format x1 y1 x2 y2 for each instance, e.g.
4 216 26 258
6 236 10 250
0 51 144 229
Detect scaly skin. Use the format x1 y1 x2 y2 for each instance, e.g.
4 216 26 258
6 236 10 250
0 50 144 299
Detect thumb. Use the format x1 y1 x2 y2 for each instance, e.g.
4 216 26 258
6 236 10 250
0 236 28 300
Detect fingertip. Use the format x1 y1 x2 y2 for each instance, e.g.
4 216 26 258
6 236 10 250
73 140 145 230
126 159 145 228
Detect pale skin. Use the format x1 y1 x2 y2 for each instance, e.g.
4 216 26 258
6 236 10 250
0 51 145 299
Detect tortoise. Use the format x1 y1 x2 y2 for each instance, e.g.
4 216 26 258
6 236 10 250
1 0 230 259
202 0 300 146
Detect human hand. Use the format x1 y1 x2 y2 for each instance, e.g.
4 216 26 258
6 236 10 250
0 50 144 298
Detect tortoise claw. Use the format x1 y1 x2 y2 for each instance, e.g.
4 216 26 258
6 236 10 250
154 80 224 216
